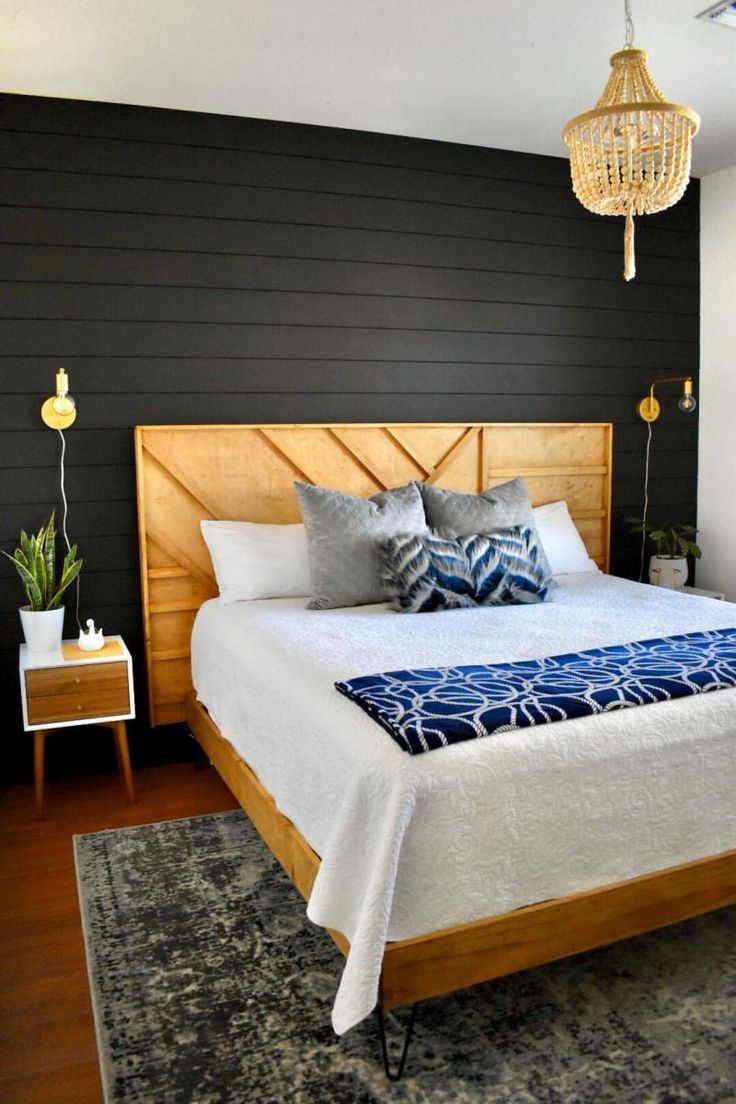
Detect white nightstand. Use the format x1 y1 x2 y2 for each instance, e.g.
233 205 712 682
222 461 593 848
19 635 136 818
679 585 726 601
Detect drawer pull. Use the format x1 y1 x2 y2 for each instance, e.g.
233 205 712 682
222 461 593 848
75 676 81 684
77 704 82 711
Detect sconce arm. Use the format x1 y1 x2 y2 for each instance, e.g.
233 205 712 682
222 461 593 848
638 375 694 423
647 375 693 401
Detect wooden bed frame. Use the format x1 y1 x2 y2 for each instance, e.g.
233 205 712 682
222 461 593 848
135 422 736 1016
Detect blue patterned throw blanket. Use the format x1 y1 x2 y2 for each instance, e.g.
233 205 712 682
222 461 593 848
336 627 736 755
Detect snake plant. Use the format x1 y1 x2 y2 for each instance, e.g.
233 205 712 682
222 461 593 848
2 511 82 611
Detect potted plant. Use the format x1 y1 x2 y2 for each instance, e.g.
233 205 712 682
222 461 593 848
627 517 701 589
3 512 83 653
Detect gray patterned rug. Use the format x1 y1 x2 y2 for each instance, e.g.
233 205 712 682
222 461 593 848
74 810 736 1104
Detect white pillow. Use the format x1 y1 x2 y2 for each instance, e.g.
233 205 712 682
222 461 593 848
200 520 311 603
532 500 600 576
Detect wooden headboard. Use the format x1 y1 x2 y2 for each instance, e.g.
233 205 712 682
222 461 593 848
135 422 613 727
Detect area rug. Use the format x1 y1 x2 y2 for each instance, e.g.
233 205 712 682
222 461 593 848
74 810 736 1104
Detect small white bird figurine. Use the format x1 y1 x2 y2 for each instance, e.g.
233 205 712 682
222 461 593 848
78 618 105 651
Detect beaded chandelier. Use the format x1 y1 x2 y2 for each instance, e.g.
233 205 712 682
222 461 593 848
562 0 699 281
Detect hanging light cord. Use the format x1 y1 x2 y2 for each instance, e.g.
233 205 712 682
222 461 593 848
624 0 635 47
58 428 83 631
638 420 652 583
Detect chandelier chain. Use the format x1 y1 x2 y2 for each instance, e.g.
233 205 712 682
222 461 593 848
624 0 635 47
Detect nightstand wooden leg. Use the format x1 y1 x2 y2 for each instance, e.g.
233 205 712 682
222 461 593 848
34 730 46 820
112 721 135 803
113 734 123 776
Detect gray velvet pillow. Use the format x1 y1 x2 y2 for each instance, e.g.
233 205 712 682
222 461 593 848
295 481 427 609
415 477 552 578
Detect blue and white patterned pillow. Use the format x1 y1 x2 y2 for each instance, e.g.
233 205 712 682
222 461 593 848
379 526 552 613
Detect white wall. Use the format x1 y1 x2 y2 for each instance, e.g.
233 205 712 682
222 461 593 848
698 165 736 600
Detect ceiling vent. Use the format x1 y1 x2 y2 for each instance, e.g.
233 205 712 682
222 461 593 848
697 2 736 28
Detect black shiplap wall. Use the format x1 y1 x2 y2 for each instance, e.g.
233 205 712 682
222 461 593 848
0 94 699 772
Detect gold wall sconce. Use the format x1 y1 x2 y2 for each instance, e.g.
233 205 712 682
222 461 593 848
39 366 83 628
637 376 696 423
41 367 77 430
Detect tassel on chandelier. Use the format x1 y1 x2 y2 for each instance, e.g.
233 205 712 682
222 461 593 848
562 0 699 281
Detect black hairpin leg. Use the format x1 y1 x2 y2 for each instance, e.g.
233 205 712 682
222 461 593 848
189 732 209 771
376 1003 418 1082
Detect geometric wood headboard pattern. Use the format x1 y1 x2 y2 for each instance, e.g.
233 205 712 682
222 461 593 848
135 422 613 727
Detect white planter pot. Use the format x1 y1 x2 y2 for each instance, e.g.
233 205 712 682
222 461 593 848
19 606 65 654
649 555 689 589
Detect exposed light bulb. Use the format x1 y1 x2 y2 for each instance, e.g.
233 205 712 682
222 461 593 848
41 366 77 429
678 393 697 414
51 393 76 416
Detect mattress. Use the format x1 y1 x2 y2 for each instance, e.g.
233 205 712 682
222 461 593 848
191 573 736 1034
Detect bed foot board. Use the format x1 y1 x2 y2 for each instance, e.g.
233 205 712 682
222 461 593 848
376 1003 419 1082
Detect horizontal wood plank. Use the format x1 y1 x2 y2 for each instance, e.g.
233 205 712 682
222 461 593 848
0 169 698 256
0 93 701 207
0 363 703 400
0 248 701 308
0 209 700 286
0 320 697 367
1 284 697 342
0 135 698 231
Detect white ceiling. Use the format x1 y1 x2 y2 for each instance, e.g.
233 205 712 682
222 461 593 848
4 0 735 175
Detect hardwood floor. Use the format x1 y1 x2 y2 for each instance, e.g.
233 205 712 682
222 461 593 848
0 760 237 1104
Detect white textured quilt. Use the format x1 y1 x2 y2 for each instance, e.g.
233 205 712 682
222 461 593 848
191 575 736 1034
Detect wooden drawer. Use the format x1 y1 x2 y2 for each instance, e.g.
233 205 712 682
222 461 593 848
25 661 130 726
